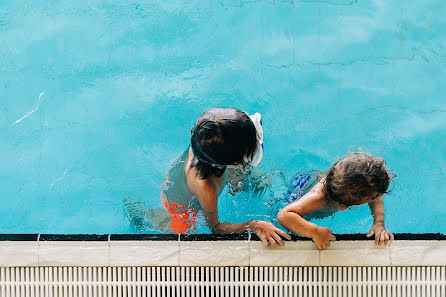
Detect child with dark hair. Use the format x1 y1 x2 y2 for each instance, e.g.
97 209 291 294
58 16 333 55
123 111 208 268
156 108 290 246
277 152 395 250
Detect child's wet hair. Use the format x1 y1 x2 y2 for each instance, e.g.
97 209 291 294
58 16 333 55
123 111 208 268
324 152 395 206
190 108 258 179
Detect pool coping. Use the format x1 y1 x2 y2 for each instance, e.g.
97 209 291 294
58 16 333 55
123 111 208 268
0 233 445 267
0 233 444 241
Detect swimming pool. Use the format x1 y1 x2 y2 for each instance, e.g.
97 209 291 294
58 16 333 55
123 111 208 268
1 0 445 235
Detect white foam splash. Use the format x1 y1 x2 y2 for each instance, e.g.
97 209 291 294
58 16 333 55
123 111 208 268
14 91 45 124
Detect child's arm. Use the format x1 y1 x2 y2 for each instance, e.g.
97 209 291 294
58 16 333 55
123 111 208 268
277 182 336 249
196 182 291 247
367 196 393 246
204 208 291 246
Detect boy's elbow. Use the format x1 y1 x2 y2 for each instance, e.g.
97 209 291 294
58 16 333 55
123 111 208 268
277 209 287 225
209 222 225 234
210 228 223 234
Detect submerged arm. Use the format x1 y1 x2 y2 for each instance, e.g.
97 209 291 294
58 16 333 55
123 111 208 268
203 208 248 234
195 182 290 246
204 208 291 246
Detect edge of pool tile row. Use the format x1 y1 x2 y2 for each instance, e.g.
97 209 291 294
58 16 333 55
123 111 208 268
0 233 445 241
39 234 109 241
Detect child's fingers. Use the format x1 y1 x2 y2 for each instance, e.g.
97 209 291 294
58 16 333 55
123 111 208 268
272 233 285 246
389 232 394 242
260 235 269 247
384 233 388 243
329 234 336 241
379 233 386 246
267 236 279 247
381 233 388 245
375 232 383 245
366 229 374 238
384 233 390 245
377 232 385 246
277 229 291 240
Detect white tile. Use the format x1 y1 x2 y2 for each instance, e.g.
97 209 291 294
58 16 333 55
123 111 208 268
391 241 446 266
0 242 39 267
320 241 391 266
39 241 109 266
110 241 179 266
249 241 319 266
180 241 249 266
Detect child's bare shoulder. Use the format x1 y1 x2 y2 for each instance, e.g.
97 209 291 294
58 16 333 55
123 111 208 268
307 181 328 200
283 181 326 210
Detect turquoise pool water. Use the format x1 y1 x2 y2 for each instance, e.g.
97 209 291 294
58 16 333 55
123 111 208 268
1 0 445 234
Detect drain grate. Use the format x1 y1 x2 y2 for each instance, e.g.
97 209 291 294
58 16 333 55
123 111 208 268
0 266 445 296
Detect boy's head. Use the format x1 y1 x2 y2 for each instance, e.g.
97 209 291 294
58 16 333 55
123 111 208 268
190 108 258 179
324 152 394 209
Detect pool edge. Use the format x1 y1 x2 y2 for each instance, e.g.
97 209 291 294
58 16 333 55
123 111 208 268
0 234 445 267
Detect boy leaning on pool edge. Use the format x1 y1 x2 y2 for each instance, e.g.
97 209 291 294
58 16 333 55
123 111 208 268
157 107 291 246
125 107 290 246
277 152 395 250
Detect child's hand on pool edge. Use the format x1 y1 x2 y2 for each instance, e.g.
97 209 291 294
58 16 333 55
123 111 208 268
312 227 336 250
367 222 394 246
249 220 291 247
